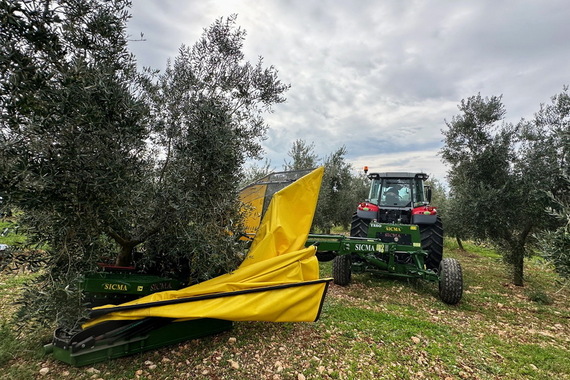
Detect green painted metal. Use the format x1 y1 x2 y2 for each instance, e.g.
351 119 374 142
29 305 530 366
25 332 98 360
306 222 439 282
82 272 183 295
44 273 230 366
45 318 232 367
81 272 183 306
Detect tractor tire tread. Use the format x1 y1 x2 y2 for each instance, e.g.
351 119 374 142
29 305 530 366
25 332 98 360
438 257 463 304
350 213 370 238
332 255 351 286
420 216 444 270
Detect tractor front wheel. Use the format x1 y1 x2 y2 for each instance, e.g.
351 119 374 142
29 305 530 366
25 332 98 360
438 258 463 304
332 255 351 286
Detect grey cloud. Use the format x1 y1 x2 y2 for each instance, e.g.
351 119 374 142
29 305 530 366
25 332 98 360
128 0 570 178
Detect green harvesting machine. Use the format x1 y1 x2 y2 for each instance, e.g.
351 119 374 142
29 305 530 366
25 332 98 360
307 168 463 305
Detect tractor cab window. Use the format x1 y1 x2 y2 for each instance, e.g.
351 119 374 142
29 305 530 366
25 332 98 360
368 179 382 204
380 179 412 207
413 179 426 204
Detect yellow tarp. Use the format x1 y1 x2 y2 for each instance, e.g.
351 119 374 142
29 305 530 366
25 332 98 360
84 167 327 328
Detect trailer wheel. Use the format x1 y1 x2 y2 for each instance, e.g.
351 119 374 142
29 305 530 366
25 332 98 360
438 258 463 305
420 216 444 270
332 255 351 286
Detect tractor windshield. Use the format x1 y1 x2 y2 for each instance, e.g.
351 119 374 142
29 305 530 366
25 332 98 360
369 178 414 207
380 179 412 207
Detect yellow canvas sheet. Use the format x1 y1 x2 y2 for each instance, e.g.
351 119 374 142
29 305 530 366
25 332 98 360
84 167 327 328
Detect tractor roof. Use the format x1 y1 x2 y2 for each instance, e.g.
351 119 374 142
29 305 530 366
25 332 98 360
368 172 429 180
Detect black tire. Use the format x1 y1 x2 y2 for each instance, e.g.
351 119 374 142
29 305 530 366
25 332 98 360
438 258 463 304
331 213 366 286
420 216 444 270
316 251 336 262
332 255 351 286
350 213 370 237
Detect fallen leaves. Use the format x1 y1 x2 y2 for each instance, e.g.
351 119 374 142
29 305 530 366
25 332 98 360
6 247 570 379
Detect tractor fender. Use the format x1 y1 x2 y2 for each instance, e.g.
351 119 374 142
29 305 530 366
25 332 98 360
412 214 437 224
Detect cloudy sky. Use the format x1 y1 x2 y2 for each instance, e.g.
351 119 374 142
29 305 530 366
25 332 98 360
127 1 569 181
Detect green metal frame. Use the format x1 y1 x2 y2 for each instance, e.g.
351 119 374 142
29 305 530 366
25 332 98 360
306 222 439 282
82 272 183 295
45 272 231 366
81 272 183 307
45 318 232 367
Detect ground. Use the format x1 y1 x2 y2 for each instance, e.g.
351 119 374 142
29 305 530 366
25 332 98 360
1 240 569 379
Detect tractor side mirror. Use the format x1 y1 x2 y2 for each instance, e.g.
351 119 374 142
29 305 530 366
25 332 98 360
425 186 432 203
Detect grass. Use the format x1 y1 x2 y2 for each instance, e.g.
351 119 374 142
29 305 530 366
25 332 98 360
0 239 569 379
0 219 27 247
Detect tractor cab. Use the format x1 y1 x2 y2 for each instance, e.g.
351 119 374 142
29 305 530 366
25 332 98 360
356 171 436 225
367 172 429 208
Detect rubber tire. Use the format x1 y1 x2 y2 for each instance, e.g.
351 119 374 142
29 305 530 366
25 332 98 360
316 251 336 262
332 255 352 286
420 216 444 270
438 258 463 304
350 213 370 238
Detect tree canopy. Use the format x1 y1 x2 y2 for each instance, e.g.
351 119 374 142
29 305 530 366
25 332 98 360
441 90 568 285
279 140 361 233
283 139 319 171
0 2 288 324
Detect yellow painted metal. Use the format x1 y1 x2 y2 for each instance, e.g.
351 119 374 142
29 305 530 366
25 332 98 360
238 183 267 237
84 167 327 328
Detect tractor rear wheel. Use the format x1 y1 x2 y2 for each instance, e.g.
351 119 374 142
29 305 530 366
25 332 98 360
332 255 351 286
438 258 463 304
350 213 370 237
420 216 444 270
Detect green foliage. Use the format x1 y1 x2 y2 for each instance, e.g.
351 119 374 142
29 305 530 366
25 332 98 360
440 90 568 286
136 14 289 282
0 219 26 246
1 0 146 323
1 3 288 325
424 177 447 209
527 289 553 305
536 174 570 278
239 158 274 188
349 169 371 206
312 146 355 233
280 140 360 233
283 139 319 171
529 89 570 279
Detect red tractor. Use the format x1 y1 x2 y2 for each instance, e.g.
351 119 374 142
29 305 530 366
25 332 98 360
351 168 443 271
319 167 461 304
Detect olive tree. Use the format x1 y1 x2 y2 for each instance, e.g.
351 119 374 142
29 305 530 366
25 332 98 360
441 92 566 286
312 147 355 233
137 15 290 280
537 175 570 279
1 0 151 324
280 141 358 233
283 139 319 171
529 89 570 278
0 1 288 324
